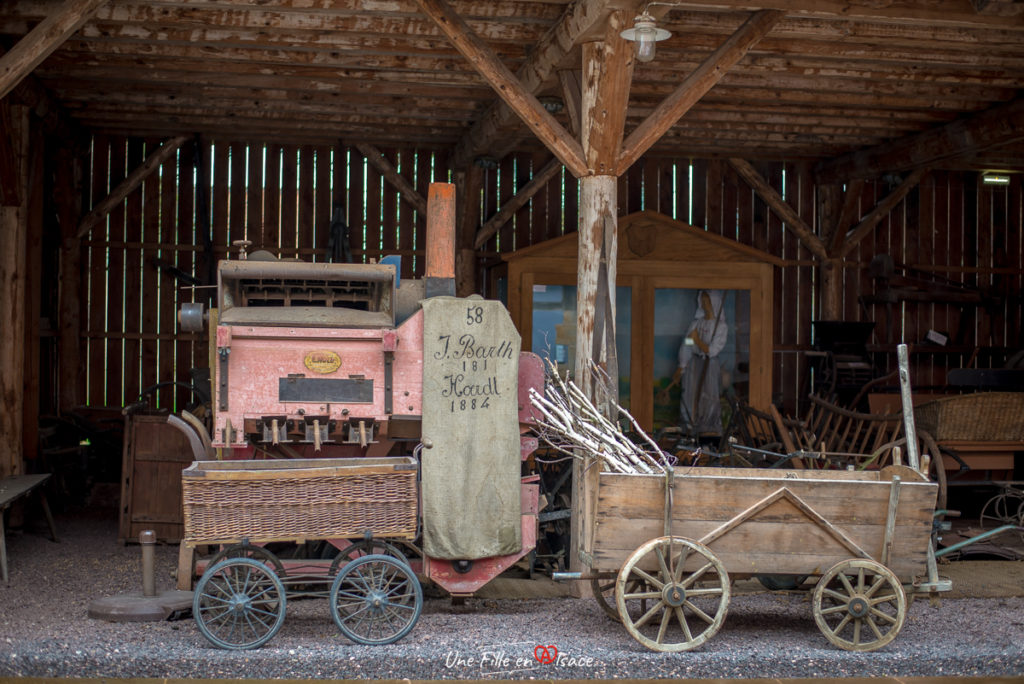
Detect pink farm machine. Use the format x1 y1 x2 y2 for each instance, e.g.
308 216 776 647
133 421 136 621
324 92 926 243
173 184 542 649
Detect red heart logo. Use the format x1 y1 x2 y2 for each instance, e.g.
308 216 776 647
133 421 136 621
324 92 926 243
534 644 558 664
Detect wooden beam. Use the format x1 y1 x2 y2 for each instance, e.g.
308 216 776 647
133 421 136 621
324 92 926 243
0 101 19 206
558 69 583 140
828 179 866 255
449 0 615 170
474 157 563 249
618 10 784 172
76 134 189 239
354 143 428 218
56 142 84 414
454 163 484 296
817 97 1024 183
0 105 29 477
729 157 828 261
0 0 106 101
412 0 588 177
836 168 929 259
581 11 634 177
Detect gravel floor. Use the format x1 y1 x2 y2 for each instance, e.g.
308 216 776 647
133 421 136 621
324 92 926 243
1 509 1023 680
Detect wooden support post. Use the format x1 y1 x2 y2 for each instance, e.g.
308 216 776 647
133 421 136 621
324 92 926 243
454 164 483 296
22 123 45 464
575 176 618 400
56 142 84 413
821 258 843 321
0 105 29 477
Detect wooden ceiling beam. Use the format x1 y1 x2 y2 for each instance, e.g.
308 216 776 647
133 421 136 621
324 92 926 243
0 0 106 100
50 41 493 80
354 143 429 219
817 96 1024 182
835 168 929 259
641 0 1024 28
412 0 587 177
618 10 784 173
449 0 618 169
728 157 828 260
70 21 536 53
76 134 189 238
474 156 562 248
71 105 470 134
81 123 456 148
39 62 491 95
558 68 582 139
6 0 566 24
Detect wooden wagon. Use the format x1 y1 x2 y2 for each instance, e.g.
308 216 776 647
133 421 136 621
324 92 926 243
576 462 948 652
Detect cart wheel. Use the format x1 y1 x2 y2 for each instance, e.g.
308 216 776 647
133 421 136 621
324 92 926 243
330 554 422 645
812 558 906 652
329 540 410 576
192 557 287 650
591 576 650 622
206 543 286 578
616 536 730 652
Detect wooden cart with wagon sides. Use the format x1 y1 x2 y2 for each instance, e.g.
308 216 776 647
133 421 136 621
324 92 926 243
573 460 949 652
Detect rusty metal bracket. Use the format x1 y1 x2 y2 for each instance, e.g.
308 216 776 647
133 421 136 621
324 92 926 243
217 347 230 411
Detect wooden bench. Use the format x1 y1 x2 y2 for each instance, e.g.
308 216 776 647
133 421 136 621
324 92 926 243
731 396 947 509
0 473 59 583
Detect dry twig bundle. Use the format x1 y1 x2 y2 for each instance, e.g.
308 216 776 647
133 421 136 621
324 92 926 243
528 361 674 474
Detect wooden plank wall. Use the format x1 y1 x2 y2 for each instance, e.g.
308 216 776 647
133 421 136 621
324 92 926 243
80 138 1024 417
80 137 448 411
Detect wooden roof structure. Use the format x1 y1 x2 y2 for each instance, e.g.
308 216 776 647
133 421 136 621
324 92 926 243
2 0 1023 181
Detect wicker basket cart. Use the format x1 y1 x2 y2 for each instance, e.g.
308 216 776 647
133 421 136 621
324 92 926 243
181 456 421 649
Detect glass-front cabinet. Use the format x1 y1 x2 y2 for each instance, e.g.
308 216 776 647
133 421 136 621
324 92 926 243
501 211 778 433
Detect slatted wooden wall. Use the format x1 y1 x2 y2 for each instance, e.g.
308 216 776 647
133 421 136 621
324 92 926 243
81 137 448 411
81 137 1024 416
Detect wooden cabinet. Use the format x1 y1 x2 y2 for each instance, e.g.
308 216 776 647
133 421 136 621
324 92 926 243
119 414 193 543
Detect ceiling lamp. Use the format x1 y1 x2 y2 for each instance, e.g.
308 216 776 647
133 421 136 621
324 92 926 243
620 12 671 63
981 171 1011 185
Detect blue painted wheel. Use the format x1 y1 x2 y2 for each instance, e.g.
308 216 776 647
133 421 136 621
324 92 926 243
330 554 422 645
193 557 286 650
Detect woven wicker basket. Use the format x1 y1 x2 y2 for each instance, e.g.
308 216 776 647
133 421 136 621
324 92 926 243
182 457 418 545
914 392 1024 442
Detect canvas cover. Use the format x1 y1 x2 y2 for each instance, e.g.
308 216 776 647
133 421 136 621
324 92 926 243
421 296 522 559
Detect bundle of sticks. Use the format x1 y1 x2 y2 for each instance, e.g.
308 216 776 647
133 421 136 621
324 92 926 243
528 361 674 474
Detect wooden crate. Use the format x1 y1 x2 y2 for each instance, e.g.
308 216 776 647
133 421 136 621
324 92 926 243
182 457 418 545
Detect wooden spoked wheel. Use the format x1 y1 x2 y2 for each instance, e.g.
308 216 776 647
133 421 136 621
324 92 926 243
193 557 287 650
591 576 650 622
812 558 906 652
615 536 730 652
330 554 423 645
